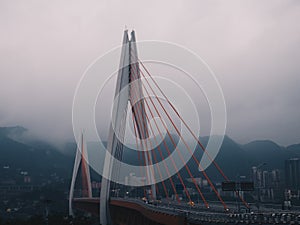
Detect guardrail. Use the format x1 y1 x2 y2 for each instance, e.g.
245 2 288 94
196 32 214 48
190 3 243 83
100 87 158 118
111 197 300 224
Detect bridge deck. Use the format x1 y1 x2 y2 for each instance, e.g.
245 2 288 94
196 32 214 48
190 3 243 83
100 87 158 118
74 197 185 225
73 198 300 225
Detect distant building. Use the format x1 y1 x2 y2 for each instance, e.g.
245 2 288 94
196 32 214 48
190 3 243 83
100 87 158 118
92 181 101 189
252 167 259 186
262 171 269 188
271 169 280 189
24 176 31 183
125 173 145 186
252 167 282 201
186 177 208 187
285 158 300 191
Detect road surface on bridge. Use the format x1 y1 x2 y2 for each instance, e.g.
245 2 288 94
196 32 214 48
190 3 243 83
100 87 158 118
73 197 300 224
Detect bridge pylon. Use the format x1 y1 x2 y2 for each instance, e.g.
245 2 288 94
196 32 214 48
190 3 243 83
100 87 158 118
69 132 92 216
100 30 156 225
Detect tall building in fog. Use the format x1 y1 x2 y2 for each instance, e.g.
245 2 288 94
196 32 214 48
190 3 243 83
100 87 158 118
271 169 280 189
285 158 300 191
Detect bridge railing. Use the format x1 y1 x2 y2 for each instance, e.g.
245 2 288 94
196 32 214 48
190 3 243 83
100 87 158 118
111 197 300 224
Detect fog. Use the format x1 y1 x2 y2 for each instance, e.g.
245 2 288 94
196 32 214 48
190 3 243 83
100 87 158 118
0 0 299 146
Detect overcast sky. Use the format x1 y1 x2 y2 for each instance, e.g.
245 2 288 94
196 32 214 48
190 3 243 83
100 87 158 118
0 0 299 146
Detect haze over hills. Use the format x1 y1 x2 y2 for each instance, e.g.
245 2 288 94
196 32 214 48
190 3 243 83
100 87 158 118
0 126 73 182
287 143 300 156
0 126 299 182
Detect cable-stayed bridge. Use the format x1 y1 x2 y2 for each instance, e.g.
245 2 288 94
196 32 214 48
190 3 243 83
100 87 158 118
69 30 300 225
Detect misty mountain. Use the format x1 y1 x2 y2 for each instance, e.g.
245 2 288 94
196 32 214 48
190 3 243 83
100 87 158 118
0 126 299 183
0 125 27 138
0 126 73 180
198 136 252 181
180 137 299 182
287 143 300 156
120 134 298 181
242 140 299 171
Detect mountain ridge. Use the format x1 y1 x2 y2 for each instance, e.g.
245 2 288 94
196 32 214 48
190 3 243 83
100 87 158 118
0 126 299 181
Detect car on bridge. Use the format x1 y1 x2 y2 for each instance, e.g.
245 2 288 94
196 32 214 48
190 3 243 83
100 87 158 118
188 201 195 207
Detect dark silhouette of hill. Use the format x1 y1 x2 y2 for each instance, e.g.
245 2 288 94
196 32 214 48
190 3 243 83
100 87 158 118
0 126 299 182
196 136 251 181
0 126 72 181
287 143 300 157
242 140 298 171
